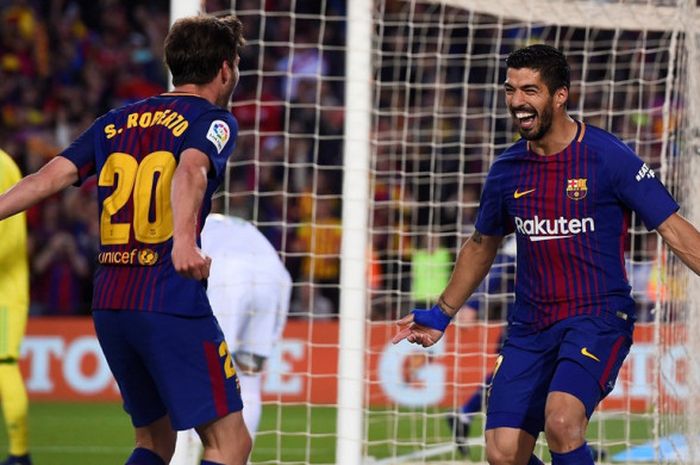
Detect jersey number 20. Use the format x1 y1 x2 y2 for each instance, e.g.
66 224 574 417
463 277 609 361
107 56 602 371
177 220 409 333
99 151 176 245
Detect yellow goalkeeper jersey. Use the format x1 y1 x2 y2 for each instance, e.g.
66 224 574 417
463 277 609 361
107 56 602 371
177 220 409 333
0 149 28 314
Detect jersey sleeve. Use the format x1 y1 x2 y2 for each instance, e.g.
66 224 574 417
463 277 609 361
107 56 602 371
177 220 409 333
604 142 679 230
58 120 99 185
180 111 238 179
474 163 510 236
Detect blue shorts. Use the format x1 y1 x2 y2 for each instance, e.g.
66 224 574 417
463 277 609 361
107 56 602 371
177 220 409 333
485 316 632 437
93 310 243 430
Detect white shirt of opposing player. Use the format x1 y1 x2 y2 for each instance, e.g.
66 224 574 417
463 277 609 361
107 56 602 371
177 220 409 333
201 214 291 358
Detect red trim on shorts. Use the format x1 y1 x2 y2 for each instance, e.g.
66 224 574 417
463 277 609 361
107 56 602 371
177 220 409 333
203 341 228 417
599 335 625 388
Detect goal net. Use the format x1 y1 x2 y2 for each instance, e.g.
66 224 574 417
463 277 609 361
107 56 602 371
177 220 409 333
202 0 700 463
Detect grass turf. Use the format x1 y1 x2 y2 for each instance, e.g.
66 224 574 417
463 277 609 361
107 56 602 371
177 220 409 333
0 402 655 464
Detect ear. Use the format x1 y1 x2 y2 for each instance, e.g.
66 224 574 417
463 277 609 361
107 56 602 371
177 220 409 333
555 86 568 108
221 61 232 85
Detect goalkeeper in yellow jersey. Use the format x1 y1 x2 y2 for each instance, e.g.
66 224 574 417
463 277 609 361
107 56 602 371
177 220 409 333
0 149 31 465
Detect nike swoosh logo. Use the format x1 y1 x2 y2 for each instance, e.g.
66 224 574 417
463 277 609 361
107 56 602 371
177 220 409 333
581 347 600 362
513 188 536 199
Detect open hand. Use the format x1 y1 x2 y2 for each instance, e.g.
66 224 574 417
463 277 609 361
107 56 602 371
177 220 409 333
392 313 444 347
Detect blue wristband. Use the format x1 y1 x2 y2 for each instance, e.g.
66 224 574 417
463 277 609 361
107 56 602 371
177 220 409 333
412 304 452 332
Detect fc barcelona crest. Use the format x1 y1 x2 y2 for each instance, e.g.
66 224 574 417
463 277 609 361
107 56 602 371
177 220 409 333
566 178 588 200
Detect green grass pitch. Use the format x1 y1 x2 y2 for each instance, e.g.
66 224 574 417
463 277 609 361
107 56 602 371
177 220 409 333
0 402 654 464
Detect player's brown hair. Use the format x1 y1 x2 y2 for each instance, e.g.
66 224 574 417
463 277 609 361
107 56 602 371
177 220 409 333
165 15 245 86
506 44 570 95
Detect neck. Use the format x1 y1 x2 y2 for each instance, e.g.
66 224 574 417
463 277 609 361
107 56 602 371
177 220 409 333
171 84 219 106
529 114 578 156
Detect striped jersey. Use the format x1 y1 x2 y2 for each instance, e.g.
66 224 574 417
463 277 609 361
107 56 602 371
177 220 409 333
60 93 238 316
475 121 678 330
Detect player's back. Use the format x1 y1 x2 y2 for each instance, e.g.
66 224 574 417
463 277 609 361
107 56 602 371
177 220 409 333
202 214 289 282
61 93 238 316
202 214 291 352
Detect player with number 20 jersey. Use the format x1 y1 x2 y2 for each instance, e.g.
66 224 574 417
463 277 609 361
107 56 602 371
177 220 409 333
0 16 252 465
61 93 236 316
60 92 244 431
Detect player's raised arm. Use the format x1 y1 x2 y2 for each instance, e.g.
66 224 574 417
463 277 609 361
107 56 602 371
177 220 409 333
0 156 78 222
393 231 502 347
171 148 212 280
656 213 700 276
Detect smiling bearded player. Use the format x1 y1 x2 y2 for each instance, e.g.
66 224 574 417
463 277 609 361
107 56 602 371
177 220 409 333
393 44 700 465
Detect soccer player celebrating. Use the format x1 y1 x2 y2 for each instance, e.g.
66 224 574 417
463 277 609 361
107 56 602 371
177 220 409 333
0 150 31 465
393 44 700 465
0 16 251 465
171 213 292 465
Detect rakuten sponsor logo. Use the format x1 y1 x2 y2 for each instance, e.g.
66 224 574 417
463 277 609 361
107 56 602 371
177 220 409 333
514 215 595 241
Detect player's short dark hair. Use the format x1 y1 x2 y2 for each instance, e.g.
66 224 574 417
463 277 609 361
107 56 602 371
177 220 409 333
506 44 570 94
165 15 245 86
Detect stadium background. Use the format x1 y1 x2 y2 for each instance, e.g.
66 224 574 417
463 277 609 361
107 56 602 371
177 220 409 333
1 0 698 463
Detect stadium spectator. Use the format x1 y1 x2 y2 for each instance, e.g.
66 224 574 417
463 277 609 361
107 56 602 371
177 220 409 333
290 281 335 319
292 196 343 313
29 197 91 315
410 233 452 308
0 149 32 465
393 44 700 465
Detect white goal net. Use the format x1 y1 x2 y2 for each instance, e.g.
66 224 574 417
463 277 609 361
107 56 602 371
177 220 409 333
200 0 700 463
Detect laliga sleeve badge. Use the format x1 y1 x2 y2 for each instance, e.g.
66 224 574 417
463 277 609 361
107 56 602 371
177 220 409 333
206 120 230 154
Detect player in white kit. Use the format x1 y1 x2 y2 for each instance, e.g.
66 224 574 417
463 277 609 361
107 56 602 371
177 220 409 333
170 214 292 465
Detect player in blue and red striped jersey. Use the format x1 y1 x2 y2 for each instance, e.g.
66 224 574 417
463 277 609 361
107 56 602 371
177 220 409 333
0 16 251 465
394 44 700 465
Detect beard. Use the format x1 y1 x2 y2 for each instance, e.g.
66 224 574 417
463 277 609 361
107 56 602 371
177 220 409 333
512 99 554 141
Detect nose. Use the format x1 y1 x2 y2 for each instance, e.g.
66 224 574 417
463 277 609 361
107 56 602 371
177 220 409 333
509 89 526 109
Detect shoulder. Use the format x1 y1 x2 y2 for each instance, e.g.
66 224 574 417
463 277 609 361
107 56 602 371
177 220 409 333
499 139 527 160
580 123 638 163
195 110 238 147
203 213 237 234
486 140 526 177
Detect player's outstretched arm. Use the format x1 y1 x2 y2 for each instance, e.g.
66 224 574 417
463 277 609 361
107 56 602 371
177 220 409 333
171 148 212 280
0 156 78 222
393 231 502 347
657 212 700 276
441 231 503 315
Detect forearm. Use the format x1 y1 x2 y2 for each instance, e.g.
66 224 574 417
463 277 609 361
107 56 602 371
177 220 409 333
658 214 700 276
171 162 208 248
0 157 77 221
438 232 501 317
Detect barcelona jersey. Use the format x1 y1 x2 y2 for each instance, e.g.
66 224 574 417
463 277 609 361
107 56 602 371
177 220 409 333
60 93 238 316
475 121 678 330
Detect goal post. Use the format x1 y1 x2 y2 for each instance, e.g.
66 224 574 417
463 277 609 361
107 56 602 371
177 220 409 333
190 0 700 463
336 0 372 463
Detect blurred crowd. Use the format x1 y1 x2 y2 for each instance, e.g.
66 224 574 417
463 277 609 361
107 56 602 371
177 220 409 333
0 0 680 318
